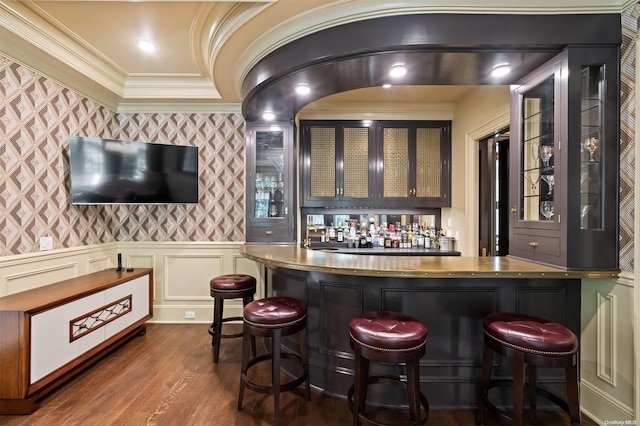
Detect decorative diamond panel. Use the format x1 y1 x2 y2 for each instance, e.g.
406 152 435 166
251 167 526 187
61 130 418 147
1 54 246 256
619 5 636 273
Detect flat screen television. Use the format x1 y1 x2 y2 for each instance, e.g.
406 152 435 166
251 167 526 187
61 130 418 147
69 136 199 204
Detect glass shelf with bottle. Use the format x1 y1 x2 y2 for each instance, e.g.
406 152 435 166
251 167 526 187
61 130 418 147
254 173 284 218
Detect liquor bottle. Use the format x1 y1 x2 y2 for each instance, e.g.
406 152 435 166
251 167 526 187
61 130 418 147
329 224 336 241
337 227 344 243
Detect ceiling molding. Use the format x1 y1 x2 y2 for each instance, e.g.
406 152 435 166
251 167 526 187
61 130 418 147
116 102 242 114
233 0 631 90
298 100 457 121
0 1 127 94
123 75 221 99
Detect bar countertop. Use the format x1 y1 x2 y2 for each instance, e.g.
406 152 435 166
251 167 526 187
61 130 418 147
240 244 619 279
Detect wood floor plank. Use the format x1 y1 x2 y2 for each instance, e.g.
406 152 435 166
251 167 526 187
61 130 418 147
1 324 597 425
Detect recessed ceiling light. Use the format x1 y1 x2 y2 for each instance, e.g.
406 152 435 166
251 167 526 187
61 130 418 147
383 83 392 89
295 83 311 95
263 111 275 121
389 63 407 78
137 39 157 53
491 63 511 77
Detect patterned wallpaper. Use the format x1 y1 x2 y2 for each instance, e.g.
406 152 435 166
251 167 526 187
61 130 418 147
1 55 246 256
619 5 637 273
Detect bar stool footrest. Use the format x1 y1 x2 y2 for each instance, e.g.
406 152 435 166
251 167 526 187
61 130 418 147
241 353 308 395
481 379 573 425
347 375 429 426
208 316 244 340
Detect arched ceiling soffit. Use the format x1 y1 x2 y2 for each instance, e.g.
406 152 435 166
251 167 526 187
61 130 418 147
240 11 623 121
232 0 630 95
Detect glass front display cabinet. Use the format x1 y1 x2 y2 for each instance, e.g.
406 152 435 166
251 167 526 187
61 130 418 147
509 47 618 270
245 123 295 242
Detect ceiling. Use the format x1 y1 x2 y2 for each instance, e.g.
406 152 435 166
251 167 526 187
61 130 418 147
0 0 631 114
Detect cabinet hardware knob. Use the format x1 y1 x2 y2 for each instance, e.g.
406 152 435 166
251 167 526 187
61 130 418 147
510 205 517 215
265 231 273 236
528 242 539 248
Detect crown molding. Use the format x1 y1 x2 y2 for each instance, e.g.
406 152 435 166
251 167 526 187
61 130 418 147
116 102 242 114
123 75 221 99
234 0 632 90
298 101 456 121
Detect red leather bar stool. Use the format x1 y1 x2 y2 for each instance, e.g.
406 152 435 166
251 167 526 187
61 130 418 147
478 312 581 425
237 296 311 425
348 311 429 426
208 274 256 363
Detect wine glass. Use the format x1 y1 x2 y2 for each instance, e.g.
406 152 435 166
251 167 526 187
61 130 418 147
541 174 555 195
540 145 554 167
524 173 540 195
583 137 599 162
540 201 554 220
531 144 540 166
580 205 592 229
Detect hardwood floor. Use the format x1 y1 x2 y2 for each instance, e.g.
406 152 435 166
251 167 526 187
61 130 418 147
2 324 596 425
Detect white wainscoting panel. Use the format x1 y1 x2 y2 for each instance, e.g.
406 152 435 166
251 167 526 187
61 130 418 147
117 242 264 323
0 243 118 297
581 275 635 424
163 254 223 300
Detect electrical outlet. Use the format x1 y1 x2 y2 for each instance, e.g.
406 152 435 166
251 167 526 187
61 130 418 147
39 236 53 251
185 311 196 319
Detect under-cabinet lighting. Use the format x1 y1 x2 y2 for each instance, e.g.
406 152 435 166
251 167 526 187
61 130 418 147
389 63 407 78
491 63 511 77
383 83 392 88
263 111 275 121
296 83 311 95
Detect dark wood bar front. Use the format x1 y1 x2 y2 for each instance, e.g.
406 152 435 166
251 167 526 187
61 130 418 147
241 245 616 409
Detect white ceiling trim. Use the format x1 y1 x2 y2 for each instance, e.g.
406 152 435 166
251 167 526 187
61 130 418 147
234 0 632 91
201 1 273 98
116 102 242 114
0 1 128 95
123 75 221 99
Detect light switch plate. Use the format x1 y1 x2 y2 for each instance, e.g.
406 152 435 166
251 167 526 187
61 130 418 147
39 236 53 251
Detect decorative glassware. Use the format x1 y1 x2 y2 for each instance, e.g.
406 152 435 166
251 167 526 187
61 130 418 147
540 145 554 167
531 144 540 166
583 137 599 162
540 201 554 220
524 172 540 195
541 174 555 195
580 205 592 229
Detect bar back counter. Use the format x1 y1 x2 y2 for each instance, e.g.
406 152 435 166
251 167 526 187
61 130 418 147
241 244 617 409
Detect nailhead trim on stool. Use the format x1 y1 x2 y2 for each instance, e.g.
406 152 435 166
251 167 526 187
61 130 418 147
208 274 256 363
348 311 430 426
237 297 311 426
477 312 581 426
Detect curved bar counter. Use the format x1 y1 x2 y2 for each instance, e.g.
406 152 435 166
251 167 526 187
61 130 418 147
241 244 617 409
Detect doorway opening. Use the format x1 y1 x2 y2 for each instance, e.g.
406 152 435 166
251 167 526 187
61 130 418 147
478 128 509 256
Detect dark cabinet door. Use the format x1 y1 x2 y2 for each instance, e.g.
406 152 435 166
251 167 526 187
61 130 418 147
301 121 376 208
377 121 451 208
245 122 296 242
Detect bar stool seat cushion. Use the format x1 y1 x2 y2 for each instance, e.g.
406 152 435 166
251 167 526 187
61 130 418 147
210 274 256 292
243 297 306 326
483 312 578 354
349 310 427 350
